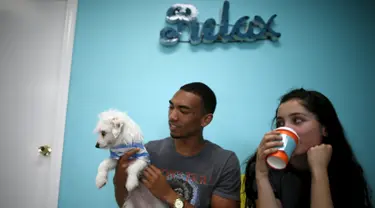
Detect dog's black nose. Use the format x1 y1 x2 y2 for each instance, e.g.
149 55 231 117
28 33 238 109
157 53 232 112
95 143 100 148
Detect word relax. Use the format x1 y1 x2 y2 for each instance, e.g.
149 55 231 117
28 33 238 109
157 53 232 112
160 1 281 46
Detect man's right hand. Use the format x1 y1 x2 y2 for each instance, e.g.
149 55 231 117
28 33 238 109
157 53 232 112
113 148 139 206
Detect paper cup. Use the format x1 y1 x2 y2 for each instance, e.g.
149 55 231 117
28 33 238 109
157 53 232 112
266 127 300 170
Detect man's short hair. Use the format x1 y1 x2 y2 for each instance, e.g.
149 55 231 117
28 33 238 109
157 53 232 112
180 82 217 114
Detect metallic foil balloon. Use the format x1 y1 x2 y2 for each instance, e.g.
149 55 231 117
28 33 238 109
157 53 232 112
166 4 199 24
189 20 201 45
217 1 233 43
159 27 180 46
252 15 281 41
201 18 218 44
231 16 252 41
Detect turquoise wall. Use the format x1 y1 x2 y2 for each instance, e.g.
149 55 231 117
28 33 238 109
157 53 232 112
58 0 375 207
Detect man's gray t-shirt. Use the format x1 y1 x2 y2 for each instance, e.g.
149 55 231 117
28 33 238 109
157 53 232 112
144 137 241 208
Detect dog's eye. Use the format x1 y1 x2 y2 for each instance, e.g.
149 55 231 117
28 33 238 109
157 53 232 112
101 131 106 137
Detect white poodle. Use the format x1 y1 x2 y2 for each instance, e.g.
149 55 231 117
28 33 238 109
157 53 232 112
94 109 167 208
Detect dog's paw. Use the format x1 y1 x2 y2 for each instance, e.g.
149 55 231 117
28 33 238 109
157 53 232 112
125 176 139 192
96 175 107 189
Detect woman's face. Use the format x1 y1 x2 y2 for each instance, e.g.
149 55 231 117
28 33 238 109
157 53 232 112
276 99 326 155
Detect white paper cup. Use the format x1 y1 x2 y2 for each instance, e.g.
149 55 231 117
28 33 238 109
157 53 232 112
266 127 300 169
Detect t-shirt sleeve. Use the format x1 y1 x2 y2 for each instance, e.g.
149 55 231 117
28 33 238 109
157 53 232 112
213 152 241 201
144 141 154 154
249 162 280 200
144 142 149 149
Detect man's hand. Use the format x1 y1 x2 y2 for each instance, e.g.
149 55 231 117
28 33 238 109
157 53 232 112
142 165 177 203
113 148 139 207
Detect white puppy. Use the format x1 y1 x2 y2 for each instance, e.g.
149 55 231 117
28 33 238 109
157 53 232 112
94 109 167 208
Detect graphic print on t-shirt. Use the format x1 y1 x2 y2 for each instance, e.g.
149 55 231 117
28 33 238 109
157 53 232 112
167 173 199 205
162 169 213 206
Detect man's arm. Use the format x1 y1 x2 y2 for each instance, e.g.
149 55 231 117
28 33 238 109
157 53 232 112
210 153 241 208
163 187 240 208
142 165 197 207
211 195 240 208
113 149 139 207
164 190 196 208
114 181 127 207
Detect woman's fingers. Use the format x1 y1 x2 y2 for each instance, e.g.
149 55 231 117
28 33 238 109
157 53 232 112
260 131 282 145
258 133 284 160
264 141 283 149
259 147 280 159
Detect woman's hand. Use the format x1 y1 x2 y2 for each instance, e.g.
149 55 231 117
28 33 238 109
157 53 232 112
255 130 283 179
308 144 334 208
307 144 332 175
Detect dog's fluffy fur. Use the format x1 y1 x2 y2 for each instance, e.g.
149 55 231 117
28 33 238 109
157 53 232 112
94 109 167 208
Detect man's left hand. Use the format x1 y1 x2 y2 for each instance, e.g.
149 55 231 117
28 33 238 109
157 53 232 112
142 165 176 201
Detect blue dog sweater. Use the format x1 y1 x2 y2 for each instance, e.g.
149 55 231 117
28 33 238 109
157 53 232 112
109 142 150 163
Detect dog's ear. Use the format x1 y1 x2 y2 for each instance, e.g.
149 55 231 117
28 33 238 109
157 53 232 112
111 118 124 138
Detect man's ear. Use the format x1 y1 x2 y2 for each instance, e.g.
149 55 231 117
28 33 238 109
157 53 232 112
201 113 213 128
111 118 124 138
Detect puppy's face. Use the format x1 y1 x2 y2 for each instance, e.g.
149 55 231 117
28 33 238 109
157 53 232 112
95 118 124 149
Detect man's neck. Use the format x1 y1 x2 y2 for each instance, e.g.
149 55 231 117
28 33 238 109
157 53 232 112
173 135 206 157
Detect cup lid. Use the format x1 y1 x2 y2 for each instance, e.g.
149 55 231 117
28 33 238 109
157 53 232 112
275 127 300 140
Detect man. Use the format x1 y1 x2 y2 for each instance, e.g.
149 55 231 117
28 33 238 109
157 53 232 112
113 82 241 208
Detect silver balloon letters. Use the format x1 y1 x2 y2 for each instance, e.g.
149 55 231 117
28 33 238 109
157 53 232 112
159 1 281 46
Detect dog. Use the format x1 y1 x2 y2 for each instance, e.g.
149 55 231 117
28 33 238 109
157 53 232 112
94 109 167 208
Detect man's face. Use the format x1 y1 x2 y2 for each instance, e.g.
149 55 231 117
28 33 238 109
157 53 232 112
168 90 212 139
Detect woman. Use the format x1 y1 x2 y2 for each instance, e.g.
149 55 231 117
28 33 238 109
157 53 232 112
244 88 373 208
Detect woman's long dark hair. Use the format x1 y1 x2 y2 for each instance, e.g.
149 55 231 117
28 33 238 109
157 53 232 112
244 88 373 208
